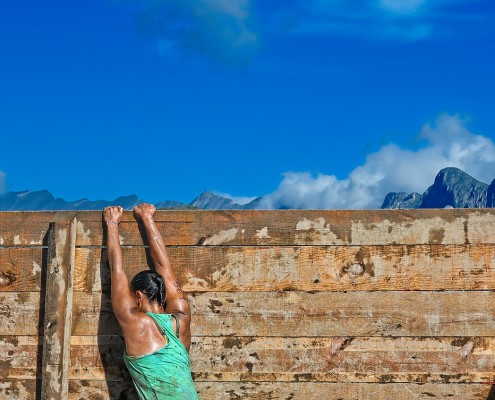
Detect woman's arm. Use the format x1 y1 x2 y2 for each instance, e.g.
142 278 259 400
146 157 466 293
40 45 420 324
104 206 137 324
133 204 192 348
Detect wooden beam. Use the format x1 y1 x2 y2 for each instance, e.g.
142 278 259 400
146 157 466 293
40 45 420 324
193 382 495 400
40 217 77 400
4 289 495 337
70 290 495 337
66 380 495 400
67 335 495 383
73 209 495 246
0 242 492 294
74 244 495 293
0 211 73 246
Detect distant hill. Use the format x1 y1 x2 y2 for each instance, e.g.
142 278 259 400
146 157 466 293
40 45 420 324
0 190 255 211
1 167 494 211
190 192 261 210
0 190 142 211
382 167 495 209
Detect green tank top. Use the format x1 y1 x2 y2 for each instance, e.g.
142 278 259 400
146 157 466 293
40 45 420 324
123 312 199 400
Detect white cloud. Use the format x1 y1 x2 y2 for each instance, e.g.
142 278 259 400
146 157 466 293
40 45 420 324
199 0 249 19
377 0 429 15
259 114 495 209
133 0 475 62
136 0 256 63
268 0 474 41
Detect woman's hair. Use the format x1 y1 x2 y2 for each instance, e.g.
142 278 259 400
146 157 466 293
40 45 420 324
130 270 165 305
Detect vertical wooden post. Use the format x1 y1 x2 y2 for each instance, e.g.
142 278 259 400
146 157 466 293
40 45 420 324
41 216 77 400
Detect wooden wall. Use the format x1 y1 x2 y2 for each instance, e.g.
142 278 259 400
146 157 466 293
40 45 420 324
2 209 495 399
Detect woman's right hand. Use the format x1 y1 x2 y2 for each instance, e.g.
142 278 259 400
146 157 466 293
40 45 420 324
133 203 156 222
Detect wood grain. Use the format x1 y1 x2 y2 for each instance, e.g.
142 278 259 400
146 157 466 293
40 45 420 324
41 218 77 400
0 248 44 292
0 380 38 400
66 380 495 400
0 211 74 246
2 243 492 294
67 335 495 383
0 292 41 335
5 289 495 337
1 209 494 247
69 380 139 400
74 244 495 293
0 336 41 379
70 290 495 337
74 209 495 246
3 209 495 398
194 382 495 400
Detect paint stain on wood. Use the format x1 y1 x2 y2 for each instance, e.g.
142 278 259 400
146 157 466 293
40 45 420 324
201 228 239 245
429 228 445 244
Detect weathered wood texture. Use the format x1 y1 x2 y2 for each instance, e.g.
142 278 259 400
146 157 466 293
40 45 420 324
41 219 77 400
193 382 495 400
17 241 495 293
3 290 495 337
68 335 495 383
66 381 495 400
68 291 495 337
73 209 495 246
2 380 494 400
1 209 495 400
74 244 495 292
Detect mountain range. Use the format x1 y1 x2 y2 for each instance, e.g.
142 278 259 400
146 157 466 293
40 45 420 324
0 167 494 211
381 167 495 209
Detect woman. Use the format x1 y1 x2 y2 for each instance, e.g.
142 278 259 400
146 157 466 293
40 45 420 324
103 203 199 400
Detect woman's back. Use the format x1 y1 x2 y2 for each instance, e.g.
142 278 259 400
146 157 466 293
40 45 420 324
123 313 198 400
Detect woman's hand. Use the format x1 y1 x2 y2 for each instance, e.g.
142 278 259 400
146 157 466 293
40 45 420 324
133 203 156 222
104 206 123 225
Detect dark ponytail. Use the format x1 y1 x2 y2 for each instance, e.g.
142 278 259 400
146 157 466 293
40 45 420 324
156 274 165 305
131 270 166 306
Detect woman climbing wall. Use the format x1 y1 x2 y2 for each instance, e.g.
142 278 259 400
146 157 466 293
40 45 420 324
103 203 199 399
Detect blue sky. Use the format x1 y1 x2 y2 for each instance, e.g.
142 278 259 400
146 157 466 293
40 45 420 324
1 0 495 208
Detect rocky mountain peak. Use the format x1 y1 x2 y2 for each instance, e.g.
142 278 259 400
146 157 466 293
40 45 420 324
420 167 488 208
487 179 495 208
190 192 244 210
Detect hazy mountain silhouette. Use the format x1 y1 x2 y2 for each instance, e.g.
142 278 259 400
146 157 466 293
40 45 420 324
1 167 493 210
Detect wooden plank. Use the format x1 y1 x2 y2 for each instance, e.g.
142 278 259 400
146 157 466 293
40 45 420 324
0 380 38 400
0 211 73 246
69 380 138 400
41 218 77 400
0 336 41 379
71 290 495 337
194 382 495 400
0 243 490 294
6 289 495 337
74 209 495 246
0 292 41 335
66 380 495 400
0 209 493 246
68 335 495 383
0 248 45 292
75 244 495 293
